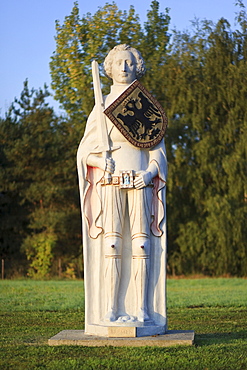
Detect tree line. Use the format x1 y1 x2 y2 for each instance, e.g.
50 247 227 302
1 1 246 278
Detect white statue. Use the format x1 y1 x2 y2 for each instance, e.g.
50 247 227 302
77 44 168 337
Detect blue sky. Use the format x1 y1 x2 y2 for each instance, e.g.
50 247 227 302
0 0 244 116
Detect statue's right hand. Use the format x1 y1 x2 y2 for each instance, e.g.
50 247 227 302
105 157 115 174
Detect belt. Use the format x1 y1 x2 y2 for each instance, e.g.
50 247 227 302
100 176 120 185
101 176 121 186
100 174 153 188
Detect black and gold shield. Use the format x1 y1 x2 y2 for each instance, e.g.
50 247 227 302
104 80 167 149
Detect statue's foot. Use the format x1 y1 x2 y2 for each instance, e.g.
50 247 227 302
104 310 117 322
116 315 136 323
137 309 149 322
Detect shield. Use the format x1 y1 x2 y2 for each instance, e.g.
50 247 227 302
104 80 167 149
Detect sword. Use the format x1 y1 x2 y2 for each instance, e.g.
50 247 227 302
91 60 112 184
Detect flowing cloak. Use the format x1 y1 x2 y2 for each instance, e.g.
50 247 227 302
77 104 168 335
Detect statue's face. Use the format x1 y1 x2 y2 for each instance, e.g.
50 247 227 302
112 50 136 85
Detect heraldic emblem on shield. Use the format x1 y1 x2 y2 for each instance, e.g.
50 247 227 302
104 80 168 149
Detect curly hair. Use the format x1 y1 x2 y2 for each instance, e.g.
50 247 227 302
104 44 146 80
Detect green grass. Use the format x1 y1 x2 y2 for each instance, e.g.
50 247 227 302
0 278 247 369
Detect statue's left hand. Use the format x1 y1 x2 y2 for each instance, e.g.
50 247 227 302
134 171 152 189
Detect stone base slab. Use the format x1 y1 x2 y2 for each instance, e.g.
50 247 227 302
48 329 195 347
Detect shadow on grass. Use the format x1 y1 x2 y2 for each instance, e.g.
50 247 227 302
195 330 247 346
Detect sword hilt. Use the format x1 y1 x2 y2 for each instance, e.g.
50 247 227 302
104 171 112 184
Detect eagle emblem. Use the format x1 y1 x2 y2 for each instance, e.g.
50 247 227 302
104 80 167 148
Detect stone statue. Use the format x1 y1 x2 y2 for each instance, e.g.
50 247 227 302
77 44 168 337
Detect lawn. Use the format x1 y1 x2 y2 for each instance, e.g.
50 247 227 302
0 278 246 369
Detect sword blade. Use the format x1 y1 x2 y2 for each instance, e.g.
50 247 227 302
92 60 110 151
91 60 111 183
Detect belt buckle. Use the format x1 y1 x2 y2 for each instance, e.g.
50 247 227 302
112 176 120 185
120 170 134 189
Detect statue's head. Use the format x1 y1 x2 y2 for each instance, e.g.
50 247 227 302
104 44 145 85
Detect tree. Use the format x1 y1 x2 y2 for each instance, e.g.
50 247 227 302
1 81 82 277
0 115 29 276
50 1 170 124
162 17 247 275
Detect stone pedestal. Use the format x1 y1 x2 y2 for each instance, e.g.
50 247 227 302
48 329 195 347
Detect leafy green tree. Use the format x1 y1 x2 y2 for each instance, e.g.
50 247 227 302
162 16 247 275
23 232 56 278
50 1 170 123
50 2 141 122
0 116 29 276
140 1 170 102
1 81 82 277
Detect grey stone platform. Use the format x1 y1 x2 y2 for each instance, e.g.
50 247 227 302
48 329 195 347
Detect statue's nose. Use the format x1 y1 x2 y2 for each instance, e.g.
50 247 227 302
121 60 127 71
